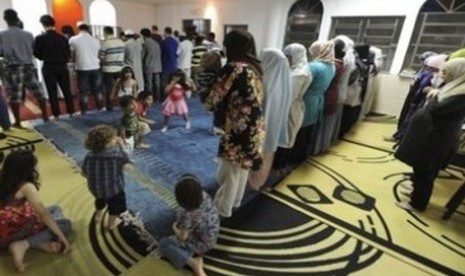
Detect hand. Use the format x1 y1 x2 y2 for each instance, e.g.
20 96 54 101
113 136 126 147
171 76 181 84
422 86 432 94
59 236 71 254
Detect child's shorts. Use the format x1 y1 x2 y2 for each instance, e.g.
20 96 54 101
137 122 150 136
95 191 127 215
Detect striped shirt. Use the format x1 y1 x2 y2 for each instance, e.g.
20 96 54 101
99 37 125 73
191 45 207 68
83 146 130 199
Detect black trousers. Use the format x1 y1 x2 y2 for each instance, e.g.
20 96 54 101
410 167 439 211
42 64 75 117
95 190 127 215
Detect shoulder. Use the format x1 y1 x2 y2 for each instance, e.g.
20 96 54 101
16 183 38 198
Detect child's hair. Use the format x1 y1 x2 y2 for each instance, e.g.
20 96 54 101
201 52 222 73
85 125 116 153
120 66 135 80
169 69 191 91
119 95 136 109
175 174 203 211
137 91 152 102
0 150 39 202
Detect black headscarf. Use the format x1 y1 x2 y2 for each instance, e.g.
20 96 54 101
223 30 262 76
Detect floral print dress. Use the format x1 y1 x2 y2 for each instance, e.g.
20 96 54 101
204 62 265 171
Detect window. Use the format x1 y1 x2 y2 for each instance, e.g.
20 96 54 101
329 16 405 72
284 0 323 47
403 0 465 71
89 0 116 39
182 19 211 36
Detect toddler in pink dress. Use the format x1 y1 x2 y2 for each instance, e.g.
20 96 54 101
162 69 191 132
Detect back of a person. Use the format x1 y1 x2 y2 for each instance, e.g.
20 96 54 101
306 61 335 96
0 27 34 65
143 38 162 73
185 192 219 252
69 32 100 71
36 31 69 64
0 197 44 250
162 36 178 74
125 39 142 64
191 44 207 68
101 37 125 73
177 39 193 69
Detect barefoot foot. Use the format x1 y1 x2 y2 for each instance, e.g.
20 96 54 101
9 240 30 272
37 241 63 254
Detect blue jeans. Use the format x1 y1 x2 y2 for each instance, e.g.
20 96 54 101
76 69 103 113
26 205 72 248
159 236 193 269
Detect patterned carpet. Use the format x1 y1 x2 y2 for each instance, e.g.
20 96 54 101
1 103 464 275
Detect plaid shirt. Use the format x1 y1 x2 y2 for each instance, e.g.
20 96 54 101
82 146 130 199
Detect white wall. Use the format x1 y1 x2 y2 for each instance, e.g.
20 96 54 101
154 0 295 51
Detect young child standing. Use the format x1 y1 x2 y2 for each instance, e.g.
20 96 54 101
162 69 191 132
119 95 151 150
82 125 131 230
159 174 220 276
136 90 155 124
197 51 225 135
111 66 139 105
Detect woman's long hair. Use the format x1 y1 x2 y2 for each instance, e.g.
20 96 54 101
223 29 263 76
0 150 40 202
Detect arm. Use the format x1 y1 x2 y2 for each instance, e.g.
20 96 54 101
204 64 235 111
165 77 179 94
33 37 43 60
172 222 190 242
20 183 71 253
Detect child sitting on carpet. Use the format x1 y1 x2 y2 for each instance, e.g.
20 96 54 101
82 125 131 230
119 95 151 150
0 150 72 272
111 66 139 105
136 91 155 124
159 174 220 276
161 69 191 132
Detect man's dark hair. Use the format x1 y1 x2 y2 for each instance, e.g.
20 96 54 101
151 25 159 31
3 9 19 26
175 174 203 211
140 28 151 38
39 15 55 27
103 26 114 35
164 27 172 34
208 32 215 40
78 24 90 32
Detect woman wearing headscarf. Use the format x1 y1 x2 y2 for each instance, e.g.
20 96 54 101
332 35 356 142
248 48 292 190
391 54 447 141
273 43 312 174
385 53 446 142
311 39 345 155
395 58 465 211
204 30 264 218
290 40 335 162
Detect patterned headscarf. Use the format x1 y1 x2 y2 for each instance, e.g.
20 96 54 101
437 58 465 102
283 43 308 70
308 40 334 63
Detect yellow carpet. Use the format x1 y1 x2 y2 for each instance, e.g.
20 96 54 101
1 121 464 275
0 128 185 276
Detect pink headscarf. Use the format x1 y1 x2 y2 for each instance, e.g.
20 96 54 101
309 40 334 63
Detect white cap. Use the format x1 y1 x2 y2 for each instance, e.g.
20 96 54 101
124 29 134 36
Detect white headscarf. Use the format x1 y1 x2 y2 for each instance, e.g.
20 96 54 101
437 58 465 102
260 48 293 153
283 43 308 70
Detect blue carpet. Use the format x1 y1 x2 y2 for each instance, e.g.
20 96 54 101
35 98 220 238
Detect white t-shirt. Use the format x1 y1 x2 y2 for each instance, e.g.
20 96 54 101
69 31 100 71
177 40 193 69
